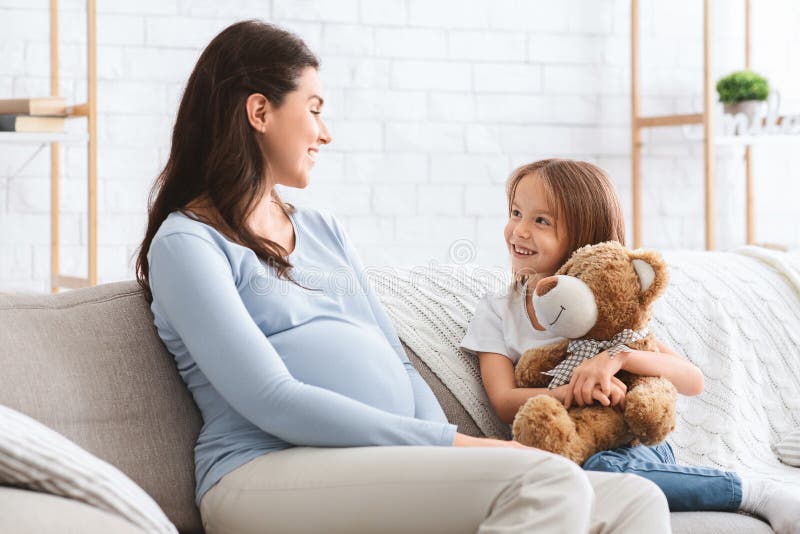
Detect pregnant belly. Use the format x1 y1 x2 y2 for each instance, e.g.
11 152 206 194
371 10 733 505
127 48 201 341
269 319 416 417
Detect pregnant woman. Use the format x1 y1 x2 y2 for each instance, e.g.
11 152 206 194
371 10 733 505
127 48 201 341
134 19 670 534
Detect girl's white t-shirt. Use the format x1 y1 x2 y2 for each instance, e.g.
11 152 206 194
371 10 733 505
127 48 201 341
460 281 564 365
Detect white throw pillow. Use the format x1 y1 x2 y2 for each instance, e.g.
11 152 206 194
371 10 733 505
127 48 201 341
0 405 177 533
775 428 800 467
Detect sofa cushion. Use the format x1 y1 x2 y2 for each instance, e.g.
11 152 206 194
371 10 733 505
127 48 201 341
0 486 148 534
670 511 773 534
0 281 203 533
403 344 482 437
365 264 513 440
775 427 800 467
0 405 175 533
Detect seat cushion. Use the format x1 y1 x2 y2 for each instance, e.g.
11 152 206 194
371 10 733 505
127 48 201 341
0 486 148 534
0 281 203 533
671 511 773 533
0 405 176 533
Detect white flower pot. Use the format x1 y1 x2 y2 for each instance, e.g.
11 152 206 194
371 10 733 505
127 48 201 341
723 100 767 129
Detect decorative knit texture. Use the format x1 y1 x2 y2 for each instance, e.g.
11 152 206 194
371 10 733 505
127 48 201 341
366 264 513 439
367 246 800 489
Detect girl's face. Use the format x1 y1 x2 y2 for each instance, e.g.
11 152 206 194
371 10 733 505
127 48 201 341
504 173 570 282
260 67 332 188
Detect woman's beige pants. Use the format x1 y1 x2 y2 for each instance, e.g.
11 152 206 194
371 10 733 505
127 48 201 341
199 446 671 534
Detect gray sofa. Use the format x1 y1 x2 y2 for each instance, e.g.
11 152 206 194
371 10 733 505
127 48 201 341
0 279 774 533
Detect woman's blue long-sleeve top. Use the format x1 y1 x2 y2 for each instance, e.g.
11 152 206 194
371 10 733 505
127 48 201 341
148 206 456 505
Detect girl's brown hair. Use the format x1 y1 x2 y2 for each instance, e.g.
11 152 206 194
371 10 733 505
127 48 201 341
134 20 319 302
506 158 626 272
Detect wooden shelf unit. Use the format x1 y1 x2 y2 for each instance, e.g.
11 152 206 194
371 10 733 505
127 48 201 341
0 132 89 144
0 0 97 293
52 0 98 291
0 0 97 292
630 0 773 250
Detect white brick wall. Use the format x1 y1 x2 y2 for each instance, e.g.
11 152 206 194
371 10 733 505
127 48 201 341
1 0 799 292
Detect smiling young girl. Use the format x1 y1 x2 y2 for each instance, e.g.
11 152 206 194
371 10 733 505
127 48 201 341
461 159 800 534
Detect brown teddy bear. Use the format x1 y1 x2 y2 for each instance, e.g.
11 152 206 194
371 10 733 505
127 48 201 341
512 241 677 465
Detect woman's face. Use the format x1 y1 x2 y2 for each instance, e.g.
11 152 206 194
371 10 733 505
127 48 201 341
260 66 331 188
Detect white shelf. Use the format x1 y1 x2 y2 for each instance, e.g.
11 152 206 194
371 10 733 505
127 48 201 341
0 131 89 144
653 130 800 146
715 134 800 146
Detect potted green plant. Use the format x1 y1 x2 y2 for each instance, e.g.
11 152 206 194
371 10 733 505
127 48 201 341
716 70 770 126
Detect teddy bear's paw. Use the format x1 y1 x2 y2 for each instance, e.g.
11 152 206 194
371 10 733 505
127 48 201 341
512 395 577 453
515 345 567 388
623 378 677 445
571 405 631 455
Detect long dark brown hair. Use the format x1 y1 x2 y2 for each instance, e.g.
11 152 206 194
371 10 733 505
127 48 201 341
134 20 319 302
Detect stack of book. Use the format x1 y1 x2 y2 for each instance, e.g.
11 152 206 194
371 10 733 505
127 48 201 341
0 97 67 132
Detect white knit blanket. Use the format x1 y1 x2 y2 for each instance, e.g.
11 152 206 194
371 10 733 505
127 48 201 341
367 247 800 489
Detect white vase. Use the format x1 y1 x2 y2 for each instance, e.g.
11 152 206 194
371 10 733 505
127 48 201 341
723 100 767 130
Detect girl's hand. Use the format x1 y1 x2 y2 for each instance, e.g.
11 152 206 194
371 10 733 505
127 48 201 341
452 432 537 450
548 379 627 408
603 378 627 408
556 379 626 409
547 384 575 404
564 351 627 408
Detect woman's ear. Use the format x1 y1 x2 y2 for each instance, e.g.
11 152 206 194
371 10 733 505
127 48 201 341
246 93 272 133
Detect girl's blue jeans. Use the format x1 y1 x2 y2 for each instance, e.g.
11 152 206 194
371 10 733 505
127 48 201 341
583 441 742 512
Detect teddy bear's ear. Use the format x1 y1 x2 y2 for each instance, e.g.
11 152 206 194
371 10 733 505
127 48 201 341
632 259 655 292
629 249 668 306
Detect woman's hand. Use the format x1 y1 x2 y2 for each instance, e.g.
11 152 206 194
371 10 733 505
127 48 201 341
564 351 628 408
452 432 537 450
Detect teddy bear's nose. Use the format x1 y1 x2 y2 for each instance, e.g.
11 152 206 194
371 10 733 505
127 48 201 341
536 277 558 297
